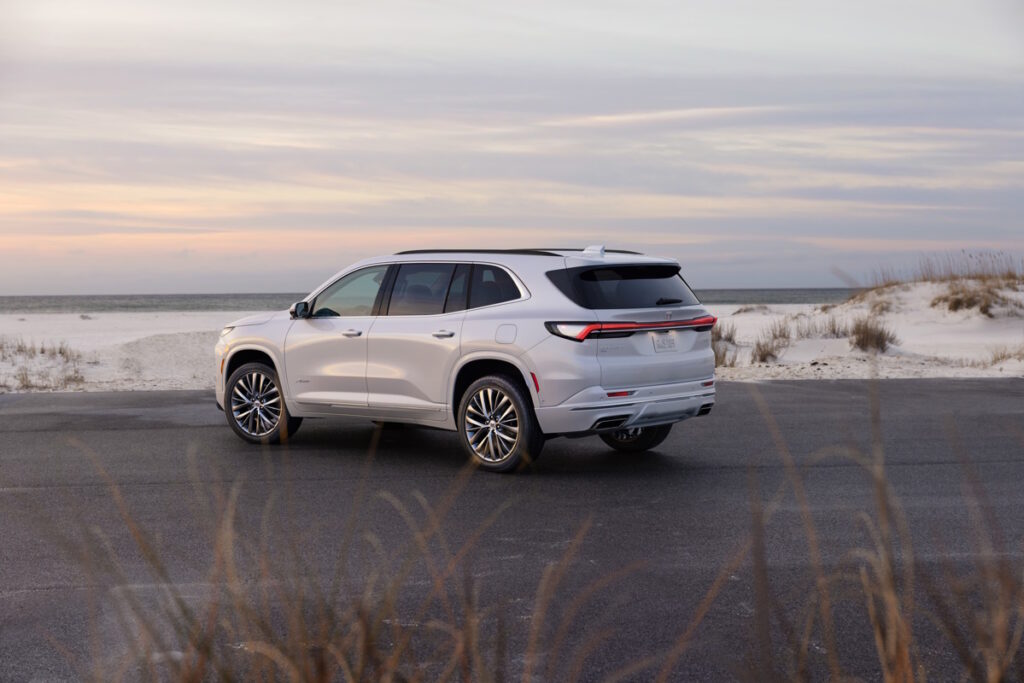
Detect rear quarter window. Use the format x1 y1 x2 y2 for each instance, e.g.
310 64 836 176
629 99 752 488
469 265 521 308
547 265 700 309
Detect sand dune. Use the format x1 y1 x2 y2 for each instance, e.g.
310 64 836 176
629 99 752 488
1 281 1021 392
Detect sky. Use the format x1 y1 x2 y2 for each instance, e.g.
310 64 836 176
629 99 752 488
1 0 1022 294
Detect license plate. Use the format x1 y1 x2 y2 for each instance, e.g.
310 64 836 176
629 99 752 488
652 332 676 353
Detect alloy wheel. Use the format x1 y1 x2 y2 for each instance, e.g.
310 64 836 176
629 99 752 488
231 370 282 437
464 387 520 463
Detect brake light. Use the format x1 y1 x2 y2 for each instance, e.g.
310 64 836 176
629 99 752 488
545 316 717 342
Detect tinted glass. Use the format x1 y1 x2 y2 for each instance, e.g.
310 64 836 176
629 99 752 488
547 265 699 309
388 263 456 315
311 265 389 317
444 263 471 313
469 265 520 308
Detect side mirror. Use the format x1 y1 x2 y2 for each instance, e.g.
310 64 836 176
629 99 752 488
290 301 310 319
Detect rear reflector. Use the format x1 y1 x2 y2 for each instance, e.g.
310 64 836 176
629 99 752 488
530 372 540 393
607 390 633 398
546 316 717 341
702 380 714 387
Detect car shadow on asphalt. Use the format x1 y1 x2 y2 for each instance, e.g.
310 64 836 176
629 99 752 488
230 419 696 479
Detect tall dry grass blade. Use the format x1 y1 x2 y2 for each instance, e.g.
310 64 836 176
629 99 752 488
748 387 841 679
654 537 754 682
521 516 593 683
746 468 783 682
545 559 647 682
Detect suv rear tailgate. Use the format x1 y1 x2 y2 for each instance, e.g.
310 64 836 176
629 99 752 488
547 261 715 389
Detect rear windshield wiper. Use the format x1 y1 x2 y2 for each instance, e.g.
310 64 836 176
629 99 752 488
656 298 684 306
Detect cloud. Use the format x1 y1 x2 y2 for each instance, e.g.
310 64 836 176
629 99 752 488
1 1 1022 292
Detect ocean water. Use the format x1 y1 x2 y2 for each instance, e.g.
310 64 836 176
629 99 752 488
0 288 856 313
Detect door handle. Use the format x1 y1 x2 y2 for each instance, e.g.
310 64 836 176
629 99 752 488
341 329 363 338
432 330 456 339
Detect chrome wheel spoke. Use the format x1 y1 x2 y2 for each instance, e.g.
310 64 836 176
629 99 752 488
495 429 516 444
464 386 520 463
232 371 282 437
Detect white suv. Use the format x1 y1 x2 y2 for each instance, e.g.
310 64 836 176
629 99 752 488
215 246 716 472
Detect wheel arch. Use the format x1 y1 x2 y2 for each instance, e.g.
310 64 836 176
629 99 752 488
224 345 283 384
450 354 538 417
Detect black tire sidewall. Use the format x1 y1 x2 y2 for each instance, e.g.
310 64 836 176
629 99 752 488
225 362 300 445
599 424 673 453
457 375 543 472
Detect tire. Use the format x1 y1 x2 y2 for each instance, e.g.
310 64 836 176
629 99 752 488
599 424 673 453
457 374 544 473
225 362 302 445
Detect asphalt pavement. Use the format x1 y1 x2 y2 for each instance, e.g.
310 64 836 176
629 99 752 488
1 379 1023 681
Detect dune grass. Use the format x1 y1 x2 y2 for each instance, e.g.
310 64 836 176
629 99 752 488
847 251 1024 318
29 381 1024 680
850 318 899 353
712 321 739 367
931 280 1022 318
869 251 1024 289
0 336 84 391
750 319 791 363
989 345 1024 366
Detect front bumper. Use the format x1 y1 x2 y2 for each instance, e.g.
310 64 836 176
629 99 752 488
534 377 715 436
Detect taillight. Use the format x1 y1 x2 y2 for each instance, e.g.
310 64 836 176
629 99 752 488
545 322 597 341
545 316 717 342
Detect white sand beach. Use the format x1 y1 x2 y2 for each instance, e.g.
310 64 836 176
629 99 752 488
1 280 1022 392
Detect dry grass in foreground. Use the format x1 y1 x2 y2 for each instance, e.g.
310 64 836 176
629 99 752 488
39 385 1024 682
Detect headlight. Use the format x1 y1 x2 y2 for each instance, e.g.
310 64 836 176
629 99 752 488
219 326 234 337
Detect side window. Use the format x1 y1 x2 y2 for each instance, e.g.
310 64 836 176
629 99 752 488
469 265 521 309
387 263 456 316
311 265 388 317
444 264 471 313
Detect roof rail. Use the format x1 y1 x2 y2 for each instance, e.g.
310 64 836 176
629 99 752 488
528 247 644 255
393 247 645 256
394 248 563 256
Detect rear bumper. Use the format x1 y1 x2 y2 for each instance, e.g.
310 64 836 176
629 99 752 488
534 377 715 436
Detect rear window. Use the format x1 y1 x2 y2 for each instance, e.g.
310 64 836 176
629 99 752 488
469 265 521 308
547 265 700 309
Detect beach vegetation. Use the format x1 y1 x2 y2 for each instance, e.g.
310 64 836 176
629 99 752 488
850 317 899 352
750 318 791 363
989 345 1024 365
2 337 84 390
930 280 1022 318
712 321 736 344
869 250 1024 288
793 315 848 339
713 340 738 367
15 366 37 389
869 298 892 315
712 321 739 367
733 304 770 315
